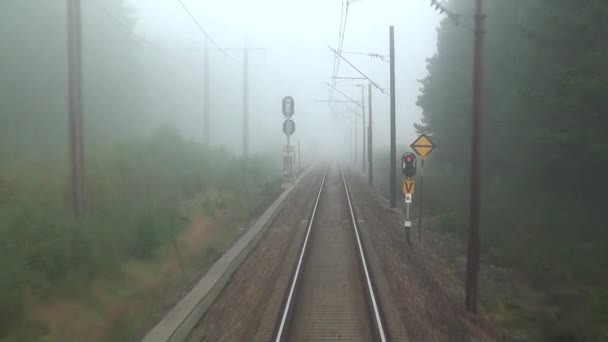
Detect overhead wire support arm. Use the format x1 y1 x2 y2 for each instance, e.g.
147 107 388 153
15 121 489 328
330 76 367 80
340 51 389 58
315 100 362 104
328 45 387 94
327 50 390 63
325 82 362 108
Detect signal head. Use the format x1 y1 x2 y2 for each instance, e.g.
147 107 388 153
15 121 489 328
401 152 417 178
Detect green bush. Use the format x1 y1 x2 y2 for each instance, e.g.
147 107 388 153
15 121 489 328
0 223 26 334
0 126 281 331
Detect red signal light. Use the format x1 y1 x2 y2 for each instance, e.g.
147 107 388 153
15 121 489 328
402 152 417 177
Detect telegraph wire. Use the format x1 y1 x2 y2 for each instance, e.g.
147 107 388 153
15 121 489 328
334 0 345 76
325 82 362 108
338 0 350 59
331 0 348 100
336 0 350 75
330 0 351 102
176 0 236 62
92 2 147 44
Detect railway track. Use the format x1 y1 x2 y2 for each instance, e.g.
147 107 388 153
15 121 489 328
273 165 389 342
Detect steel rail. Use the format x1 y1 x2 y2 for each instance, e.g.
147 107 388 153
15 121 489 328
273 166 388 342
273 168 328 341
339 165 388 342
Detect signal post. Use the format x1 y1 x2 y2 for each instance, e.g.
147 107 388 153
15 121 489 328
282 97 296 186
401 153 417 245
403 134 437 245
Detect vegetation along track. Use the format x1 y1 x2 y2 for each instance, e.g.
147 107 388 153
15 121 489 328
273 164 389 342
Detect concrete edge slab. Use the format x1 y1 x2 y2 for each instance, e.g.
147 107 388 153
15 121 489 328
142 167 314 342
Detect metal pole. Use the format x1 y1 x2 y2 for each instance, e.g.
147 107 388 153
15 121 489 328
287 134 292 181
417 159 425 244
298 139 301 175
368 83 373 186
283 133 288 186
67 0 84 219
405 202 412 245
389 26 397 208
348 120 353 164
354 113 358 167
204 39 210 145
352 121 355 164
243 38 249 158
466 0 485 314
241 39 250 217
361 86 366 173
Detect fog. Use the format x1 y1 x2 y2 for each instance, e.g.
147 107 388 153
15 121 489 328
129 0 441 157
3 3 607 341
0 0 440 160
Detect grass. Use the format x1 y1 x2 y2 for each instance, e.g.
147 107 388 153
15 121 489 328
434 206 608 341
2 185 279 342
371 146 608 341
0 127 282 342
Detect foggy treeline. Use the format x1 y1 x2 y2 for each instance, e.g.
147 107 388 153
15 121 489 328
0 0 255 155
0 1 281 339
416 0 607 340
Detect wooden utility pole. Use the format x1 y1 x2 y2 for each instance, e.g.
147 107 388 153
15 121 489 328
389 26 397 208
203 40 210 145
197 44 263 148
465 0 485 314
348 121 355 165
298 139 301 175
354 112 358 166
243 38 249 158
350 118 354 163
67 0 85 219
368 83 373 186
223 39 264 158
361 86 366 173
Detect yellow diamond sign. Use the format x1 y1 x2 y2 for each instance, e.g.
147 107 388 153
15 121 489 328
410 134 436 159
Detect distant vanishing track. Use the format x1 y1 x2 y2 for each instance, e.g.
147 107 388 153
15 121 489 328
273 165 388 342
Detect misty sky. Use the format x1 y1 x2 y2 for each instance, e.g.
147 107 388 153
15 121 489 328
126 0 441 156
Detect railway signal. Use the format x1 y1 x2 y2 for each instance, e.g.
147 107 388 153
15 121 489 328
283 119 296 136
401 152 417 244
282 96 295 118
401 152 417 178
409 134 436 246
282 97 296 186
